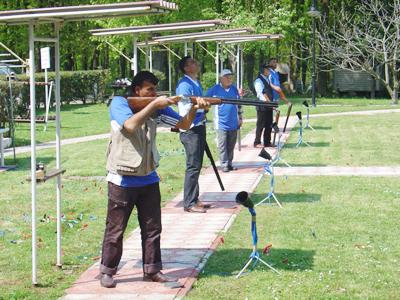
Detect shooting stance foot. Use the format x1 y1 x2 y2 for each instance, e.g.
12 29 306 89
184 206 206 213
264 143 277 148
196 201 214 209
100 273 116 288
144 271 181 284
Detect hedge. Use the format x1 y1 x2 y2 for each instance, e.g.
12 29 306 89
0 69 111 116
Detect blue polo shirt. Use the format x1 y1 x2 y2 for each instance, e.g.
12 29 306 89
206 84 240 131
268 68 280 101
106 96 182 187
176 75 205 127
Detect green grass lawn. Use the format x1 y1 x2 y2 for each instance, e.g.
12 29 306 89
12 103 110 147
0 120 255 299
242 96 398 119
277 112 400 166
187 176 400 299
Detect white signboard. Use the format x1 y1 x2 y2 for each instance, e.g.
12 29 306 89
40 47 51 70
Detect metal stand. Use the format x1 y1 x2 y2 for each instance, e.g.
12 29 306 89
296 119 311 148
255 162 282 208
236 207 281 278
272 129 291 168
304 107 315 131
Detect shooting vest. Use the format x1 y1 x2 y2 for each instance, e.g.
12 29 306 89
255 74 273 112
106 114 160 176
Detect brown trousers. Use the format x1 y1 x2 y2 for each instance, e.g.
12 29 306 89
100 182 162 275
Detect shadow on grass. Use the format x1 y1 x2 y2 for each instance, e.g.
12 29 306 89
200 248 315 277
8 156 56 171
284 142 330 148
251 192 321 204
273 162 328 167
304 126 332 130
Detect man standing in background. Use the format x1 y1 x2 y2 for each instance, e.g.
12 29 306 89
206 69 243 172
253 64 274 147
268 57 291 111
176 56 212 213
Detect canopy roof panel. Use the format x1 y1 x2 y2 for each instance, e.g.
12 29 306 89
137 28 253 45
90 19 229 36
0 1 178 25
195 34 284 43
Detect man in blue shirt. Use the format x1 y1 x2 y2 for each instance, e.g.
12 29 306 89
176 56 211 213
268 58 290 105
100 71 209 288
206 69 243 172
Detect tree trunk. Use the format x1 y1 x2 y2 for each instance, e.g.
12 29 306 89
317 0 329 96
244 52 255 94
301 45 308 91
119 49 126 78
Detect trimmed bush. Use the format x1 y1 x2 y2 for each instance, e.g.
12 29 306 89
0 69 111 115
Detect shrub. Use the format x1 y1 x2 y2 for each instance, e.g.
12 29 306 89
0 69 111 115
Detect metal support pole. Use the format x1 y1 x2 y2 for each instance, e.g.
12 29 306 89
145 39 149 70
149 46 153 72
132 37 138 75
220 41 224 72
215 43 219 84
55 22 62 268
43 68 49 131
236 45 242 151
168 50 172 95
311 1 317 107
240 47 244 89
29 21 37 286
184 42 188 56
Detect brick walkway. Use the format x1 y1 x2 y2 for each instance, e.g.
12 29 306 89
61 118 298 300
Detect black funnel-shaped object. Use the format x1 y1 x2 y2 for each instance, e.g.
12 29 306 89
235 191 254 208
258 148 272 160
271 122 279 133
296 111 302 120
303 100 309 107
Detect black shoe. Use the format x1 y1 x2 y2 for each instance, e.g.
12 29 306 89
253 142 262 148
100 273 116 288
228 166 238 171
264 143 277 148
222 167 230 172
144 271 179 283
196 201 213 209
184 206 207 213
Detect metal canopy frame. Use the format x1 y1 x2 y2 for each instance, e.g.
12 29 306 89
134 28 253 84
0 1 178 285
139 28 252 44
90 21 236 93
90 19 228 36
0 1 178 25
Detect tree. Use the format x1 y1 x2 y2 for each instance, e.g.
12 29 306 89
317 0 400 103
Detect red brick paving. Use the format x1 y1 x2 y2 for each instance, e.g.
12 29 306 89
62 117 297 300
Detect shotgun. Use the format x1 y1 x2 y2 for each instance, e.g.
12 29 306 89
272 109 280 145
126 95 278 112
283 103 293 133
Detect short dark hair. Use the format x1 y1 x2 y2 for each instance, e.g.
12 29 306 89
268 57 277 64
131 71 159 89
179 56 192 74
260 63 269 73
